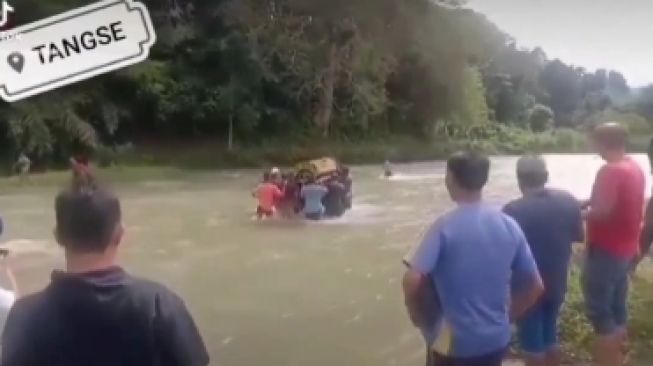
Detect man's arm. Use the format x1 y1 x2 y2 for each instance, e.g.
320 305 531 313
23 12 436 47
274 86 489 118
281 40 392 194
274 186 284 199
402 224 442 329
509 226 544 322
402 270 435 327
0 253 19 296
156 292 209 366
584 166 619 221
635 199 653 269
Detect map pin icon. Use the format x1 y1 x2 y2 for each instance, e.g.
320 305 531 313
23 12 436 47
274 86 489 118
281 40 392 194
7 52 24 73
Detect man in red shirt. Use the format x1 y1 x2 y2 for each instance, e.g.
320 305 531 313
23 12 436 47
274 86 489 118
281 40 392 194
583 122 645 366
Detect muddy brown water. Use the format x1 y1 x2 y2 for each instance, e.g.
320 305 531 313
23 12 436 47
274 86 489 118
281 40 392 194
0 154 650 366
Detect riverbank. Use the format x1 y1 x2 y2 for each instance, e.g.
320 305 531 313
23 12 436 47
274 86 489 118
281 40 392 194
95 132 597 170
559 265 653 364
102 130 652 170
2 129 650 175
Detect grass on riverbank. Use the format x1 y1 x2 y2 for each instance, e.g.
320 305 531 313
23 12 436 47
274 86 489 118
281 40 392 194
100 128 602 170
1 127 650 174
104 129 653 170
559 262 653 363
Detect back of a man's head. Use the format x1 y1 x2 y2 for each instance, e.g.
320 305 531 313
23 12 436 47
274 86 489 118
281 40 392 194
446 151 490 191
516 155 548 189
592 122 627 150
55 185 121 253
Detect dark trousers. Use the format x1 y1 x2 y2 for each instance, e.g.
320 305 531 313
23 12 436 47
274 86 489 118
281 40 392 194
427 347 505 366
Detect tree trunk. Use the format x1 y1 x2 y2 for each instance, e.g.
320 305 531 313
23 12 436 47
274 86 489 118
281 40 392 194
227 113 234 151
314 43 338 137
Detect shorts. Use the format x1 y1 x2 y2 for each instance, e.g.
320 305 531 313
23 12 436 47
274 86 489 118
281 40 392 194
517 298 562 355
428 347 505 366
304 212 322 221
581 246 631 335
256 206 274 218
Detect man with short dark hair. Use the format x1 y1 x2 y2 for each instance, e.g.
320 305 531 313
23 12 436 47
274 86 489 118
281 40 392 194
504 156 583 366
583 122 645 366
1 183 209 366
403 151 544 366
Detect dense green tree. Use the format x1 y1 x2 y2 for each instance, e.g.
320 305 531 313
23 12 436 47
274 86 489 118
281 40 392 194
0 0 646 165
607 71 630 95
528 104 554 132
539 60 583 126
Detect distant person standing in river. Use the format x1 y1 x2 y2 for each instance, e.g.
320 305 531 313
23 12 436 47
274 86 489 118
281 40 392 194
70 154 95 191
582 122 645 366
402 150 544 366
504 156 584 366
1 178 209 366
384 160 393 178
14 154 30 183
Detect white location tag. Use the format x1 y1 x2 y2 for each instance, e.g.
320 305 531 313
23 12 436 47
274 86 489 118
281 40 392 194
0 0 156 102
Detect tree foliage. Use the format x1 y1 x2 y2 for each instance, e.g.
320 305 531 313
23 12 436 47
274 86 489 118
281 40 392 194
0 0 647 165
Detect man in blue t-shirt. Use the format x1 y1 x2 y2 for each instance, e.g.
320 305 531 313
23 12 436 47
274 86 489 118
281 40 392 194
504 156 583 366
300 176 328 220
403 151 544 366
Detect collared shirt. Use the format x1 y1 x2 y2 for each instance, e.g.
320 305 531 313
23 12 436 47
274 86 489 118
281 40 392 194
504 188 583 302
1 267 209 366
404 203 537 358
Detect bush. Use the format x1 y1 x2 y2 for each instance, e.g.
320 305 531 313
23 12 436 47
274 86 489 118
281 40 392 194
528 104 555 132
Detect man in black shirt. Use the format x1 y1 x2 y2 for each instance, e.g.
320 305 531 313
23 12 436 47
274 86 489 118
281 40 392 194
1 182 209 366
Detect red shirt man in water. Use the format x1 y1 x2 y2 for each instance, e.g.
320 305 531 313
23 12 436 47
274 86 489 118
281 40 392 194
70 155 95 189
582 122 645 366
254 172 283 219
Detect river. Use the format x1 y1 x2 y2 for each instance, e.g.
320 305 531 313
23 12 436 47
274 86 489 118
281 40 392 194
0 154 650 366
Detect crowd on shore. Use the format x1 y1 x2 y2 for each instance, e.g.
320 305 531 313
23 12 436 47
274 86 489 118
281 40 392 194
0 121 649 366
253 166 353 221
403 122 650 366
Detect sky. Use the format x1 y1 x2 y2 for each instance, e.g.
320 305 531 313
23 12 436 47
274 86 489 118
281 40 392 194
466 0 653 87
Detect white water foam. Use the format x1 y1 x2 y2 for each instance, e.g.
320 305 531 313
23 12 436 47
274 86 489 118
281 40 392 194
381 173 441 181
0 238 55 255
312 203 386 225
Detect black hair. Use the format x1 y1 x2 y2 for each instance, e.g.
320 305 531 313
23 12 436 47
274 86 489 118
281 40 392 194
516 156 548 188
446 151 490 191
517 170 548 188
55 183 121 253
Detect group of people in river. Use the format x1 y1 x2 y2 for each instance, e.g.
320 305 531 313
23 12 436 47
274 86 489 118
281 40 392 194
253 165 352 221
403 122 650 366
